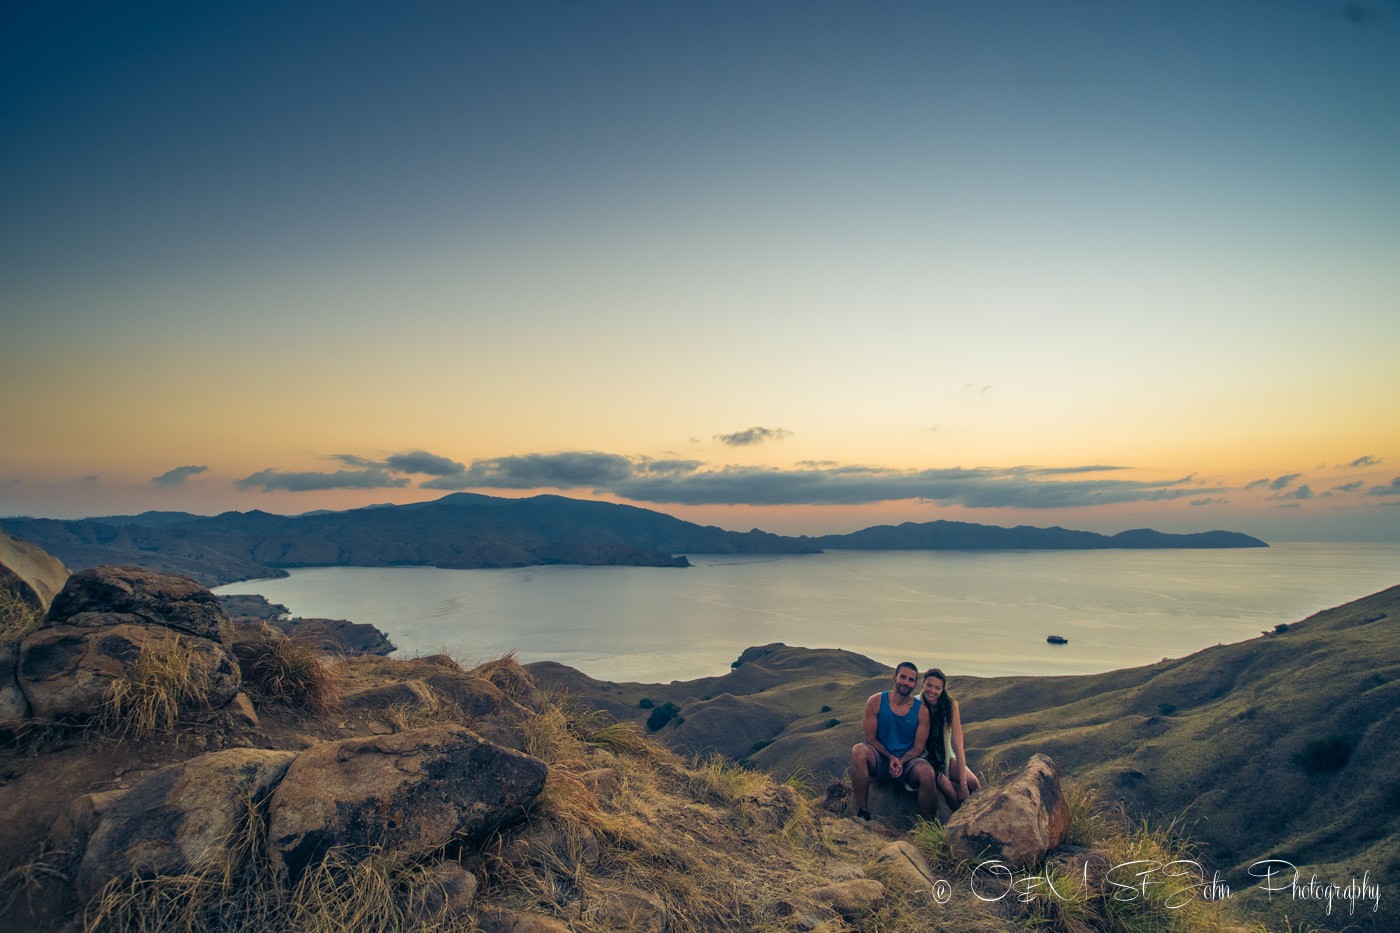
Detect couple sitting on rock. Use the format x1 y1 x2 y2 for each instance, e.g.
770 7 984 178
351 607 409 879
849 661 982 821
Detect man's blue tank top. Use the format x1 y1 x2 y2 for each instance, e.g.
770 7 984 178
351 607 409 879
876 691 922 757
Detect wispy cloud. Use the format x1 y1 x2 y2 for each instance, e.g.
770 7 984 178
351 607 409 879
1270 473 1302 490
236 468 410 492
1328 481 1365 494
152 465 209 487
1190 497 1228 506
1271 484 1313 501
714 427 793 447
1343 455 1382 469
1365 477 1400 497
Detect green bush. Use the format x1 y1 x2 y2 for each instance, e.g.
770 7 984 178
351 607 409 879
825 718 840 729
646 701 681 731
1296 734 1354 774
638 698 654 709
820 705 832 713
1157 703 1177 716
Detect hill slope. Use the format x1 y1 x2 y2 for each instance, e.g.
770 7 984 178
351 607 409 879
532 584 1400 931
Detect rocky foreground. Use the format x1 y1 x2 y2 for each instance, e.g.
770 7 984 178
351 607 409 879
0 557 1265 932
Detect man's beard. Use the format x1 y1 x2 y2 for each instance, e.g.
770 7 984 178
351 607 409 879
895 683 913 696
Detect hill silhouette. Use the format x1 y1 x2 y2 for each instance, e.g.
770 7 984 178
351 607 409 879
3 493 1265 587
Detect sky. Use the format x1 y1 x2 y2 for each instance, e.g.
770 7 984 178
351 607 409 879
2 1 1399 541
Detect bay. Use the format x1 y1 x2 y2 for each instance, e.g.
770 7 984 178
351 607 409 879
214 542 1400 683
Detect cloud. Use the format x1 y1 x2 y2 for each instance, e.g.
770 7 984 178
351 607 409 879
1270 473 1302 490
422 452 636 490
328 450 465 476
713 427 793 447
152 465 209 487
1190 497 1228 507
383 450 466 476
1345 455 1381 468
1243 478 1270 491
329 453 381 468
1271 485 1313 501
407 450 1218 509
236 468 410 492
1365 477 1400 497
1330 481 1364 494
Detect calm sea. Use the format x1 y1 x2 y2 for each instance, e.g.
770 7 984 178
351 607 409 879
214 543 1400 683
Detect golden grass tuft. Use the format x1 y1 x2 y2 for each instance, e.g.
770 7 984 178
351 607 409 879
101 636 218 741
0 585 43 645
1062 780 1114 847
239 630 340 714
688 754 770 803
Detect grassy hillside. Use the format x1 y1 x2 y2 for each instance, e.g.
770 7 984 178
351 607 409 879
533 584 1400 931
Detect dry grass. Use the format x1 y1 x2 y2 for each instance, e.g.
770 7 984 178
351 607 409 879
0 585 43 645
238 630 340 714
101 636 218 741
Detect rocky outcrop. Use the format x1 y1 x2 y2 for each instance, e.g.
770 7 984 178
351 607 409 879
75 749 296 901
265 725 547 881
0 529 69 613
47 566 235 643
945 752 1069 869
18 622 240 721
17 567 242 723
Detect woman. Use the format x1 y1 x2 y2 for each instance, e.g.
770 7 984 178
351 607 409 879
921 668 981 811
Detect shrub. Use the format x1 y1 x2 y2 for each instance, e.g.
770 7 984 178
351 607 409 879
1296 734 1354 774
1158 703 1177 716
645 701 680 732
0 585 43 645
824 718 840 729
820 705 832 713
238 630 339 714
102 636 219 741
1274 622 1290 634
751 739 773 752
638 698 654 709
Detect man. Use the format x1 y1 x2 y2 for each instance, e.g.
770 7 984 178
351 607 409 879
848 661 940 820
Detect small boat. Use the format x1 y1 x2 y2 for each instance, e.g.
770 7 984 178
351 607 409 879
1046 635 1069 645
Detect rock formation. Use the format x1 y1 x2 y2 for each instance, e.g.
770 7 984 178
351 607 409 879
945 752 1069 869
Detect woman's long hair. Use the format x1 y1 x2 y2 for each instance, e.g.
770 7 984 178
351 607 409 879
923 668 954 733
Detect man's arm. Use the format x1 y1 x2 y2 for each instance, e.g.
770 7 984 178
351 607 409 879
902 702 931 766
861 694 893 761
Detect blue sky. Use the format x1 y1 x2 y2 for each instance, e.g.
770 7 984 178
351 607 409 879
3 1 1398 540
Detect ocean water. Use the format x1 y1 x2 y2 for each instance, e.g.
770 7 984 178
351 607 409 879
214 543 1400 683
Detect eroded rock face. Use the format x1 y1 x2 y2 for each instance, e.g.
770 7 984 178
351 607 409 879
0 529 69 612
75 749 297 902
0 642 30 725
945 752 1069 870
46 566 234 644
17 623 240 721
265 725 547 882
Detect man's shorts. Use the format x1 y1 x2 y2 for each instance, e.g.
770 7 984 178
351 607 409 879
871 751 926 785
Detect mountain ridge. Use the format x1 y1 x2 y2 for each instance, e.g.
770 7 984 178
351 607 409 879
2 492 1265 587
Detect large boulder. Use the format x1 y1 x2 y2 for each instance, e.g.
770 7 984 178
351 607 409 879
0 529 69 614
18 623 240 721
945 752 1069 870
422 671 532 750
46 566 234 644
75 749 296 902
265 725 547 882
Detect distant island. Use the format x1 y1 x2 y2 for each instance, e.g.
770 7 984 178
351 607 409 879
1 492 1266 586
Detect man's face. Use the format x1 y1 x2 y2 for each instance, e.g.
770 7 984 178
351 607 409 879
893 666 917 697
